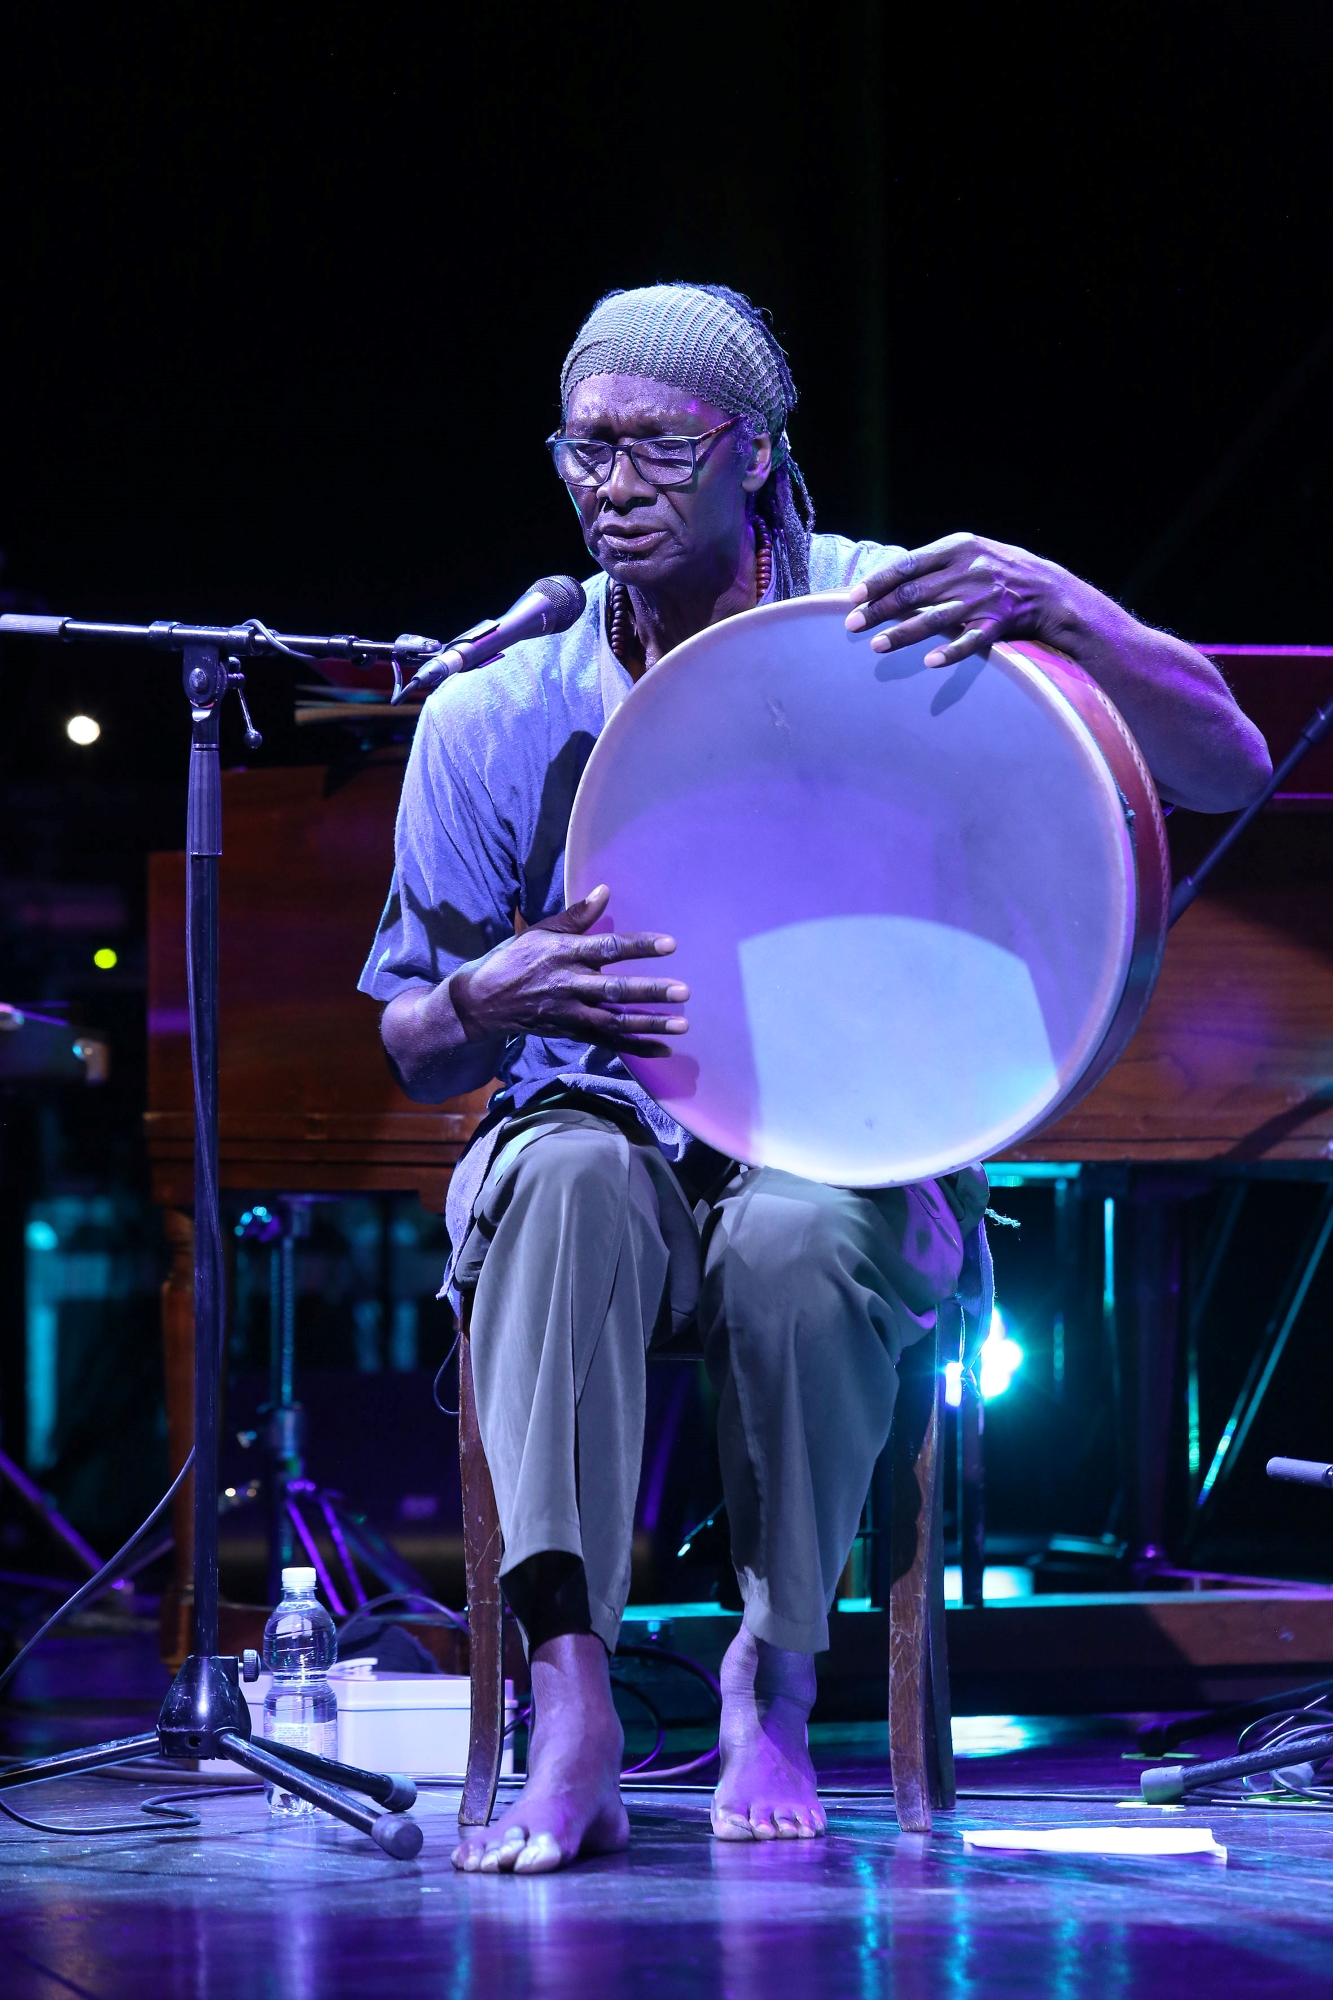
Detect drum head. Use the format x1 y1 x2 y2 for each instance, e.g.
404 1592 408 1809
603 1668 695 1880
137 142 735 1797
565 593 1137 1185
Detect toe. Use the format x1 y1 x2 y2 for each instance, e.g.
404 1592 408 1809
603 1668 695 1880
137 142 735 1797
513 1831 564 1874
710 1806 756 1842
479 1828 526 1874
773 1812 802 1838
749 1810 780 1842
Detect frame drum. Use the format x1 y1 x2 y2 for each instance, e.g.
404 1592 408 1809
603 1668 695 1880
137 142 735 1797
565 593 1169 1185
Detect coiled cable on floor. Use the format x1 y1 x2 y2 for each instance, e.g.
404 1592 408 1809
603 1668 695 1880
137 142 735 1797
0 1779 240 1838
1231 1695 1333 1797
611 1641 722 1779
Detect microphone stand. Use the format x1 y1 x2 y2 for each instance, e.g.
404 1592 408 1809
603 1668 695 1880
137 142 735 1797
1141 1454 1333 1803
0 612 440 1860
1168 690 1333 925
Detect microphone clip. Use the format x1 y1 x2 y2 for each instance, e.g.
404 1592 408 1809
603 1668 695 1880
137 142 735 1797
389 632 446 705
389 617 502 705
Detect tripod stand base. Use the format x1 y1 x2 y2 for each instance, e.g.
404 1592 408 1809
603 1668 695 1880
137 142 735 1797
0 1694 424 1860
159 1652 252 1757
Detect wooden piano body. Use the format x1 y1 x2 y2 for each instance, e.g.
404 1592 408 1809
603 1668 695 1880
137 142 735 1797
146 648 1333 1652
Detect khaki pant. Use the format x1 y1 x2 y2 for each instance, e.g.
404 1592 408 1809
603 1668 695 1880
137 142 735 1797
455 1105 970 1655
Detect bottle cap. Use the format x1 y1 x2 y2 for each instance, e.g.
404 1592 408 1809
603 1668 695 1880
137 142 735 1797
281 1566 318 1592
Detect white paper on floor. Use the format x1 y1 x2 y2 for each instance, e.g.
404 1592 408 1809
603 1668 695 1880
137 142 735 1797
963 1826 1227 1861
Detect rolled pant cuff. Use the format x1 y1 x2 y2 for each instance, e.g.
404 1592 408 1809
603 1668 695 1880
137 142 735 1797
588 1593 624 1655
497 1527 624 1654
497 1520 584 1582
741 1599 829 1657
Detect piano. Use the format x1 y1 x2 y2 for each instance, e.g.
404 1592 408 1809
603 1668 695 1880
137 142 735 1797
146 647 1333 1658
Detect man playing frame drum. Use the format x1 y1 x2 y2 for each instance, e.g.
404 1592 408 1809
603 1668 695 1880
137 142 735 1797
360 284 1269 1873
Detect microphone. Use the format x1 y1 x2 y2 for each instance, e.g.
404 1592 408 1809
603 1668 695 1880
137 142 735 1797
391 575 587 704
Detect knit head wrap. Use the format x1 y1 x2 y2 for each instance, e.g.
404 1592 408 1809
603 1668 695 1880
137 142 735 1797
560 283 815 599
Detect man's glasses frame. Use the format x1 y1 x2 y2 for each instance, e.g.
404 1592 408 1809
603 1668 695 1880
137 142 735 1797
545 417 740 491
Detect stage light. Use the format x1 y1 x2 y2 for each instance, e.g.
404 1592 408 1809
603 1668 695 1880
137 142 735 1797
979 1305 1023 1400
93 947 118 970
944 1359 964 1407
66 714 100 745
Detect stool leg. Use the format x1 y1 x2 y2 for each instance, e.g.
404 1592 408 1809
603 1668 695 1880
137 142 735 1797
926 1324 956 1811
458 1309 506 1828
888 1321 952 1831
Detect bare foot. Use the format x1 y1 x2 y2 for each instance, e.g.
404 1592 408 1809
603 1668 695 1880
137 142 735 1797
452 1633 629 1875
711 1626 827 1841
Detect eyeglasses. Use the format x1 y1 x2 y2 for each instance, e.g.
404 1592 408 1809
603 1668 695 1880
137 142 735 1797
545 418 739 490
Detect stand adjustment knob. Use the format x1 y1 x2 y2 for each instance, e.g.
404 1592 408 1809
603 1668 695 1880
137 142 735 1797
241 1648 261 1683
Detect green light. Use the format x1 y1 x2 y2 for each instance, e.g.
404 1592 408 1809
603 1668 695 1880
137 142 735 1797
93 947 118 970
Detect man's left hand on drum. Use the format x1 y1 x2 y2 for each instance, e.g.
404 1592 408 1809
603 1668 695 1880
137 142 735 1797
845 530 1083 669
380 885 689 1100
449 884 690 1058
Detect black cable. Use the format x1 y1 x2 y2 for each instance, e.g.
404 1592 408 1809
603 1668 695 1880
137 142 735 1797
431 1330 462 1417
0 1781 214 1837
0 1449 196 1700
1138 1677 1333 1756
241 617 319 663
626 1743 720 1780
612 1678 667 1774
335 1587 469 1635
610 1640 723 1779
0 1794 193 1836
614 1641 722 1705
1167 1692 1333 1804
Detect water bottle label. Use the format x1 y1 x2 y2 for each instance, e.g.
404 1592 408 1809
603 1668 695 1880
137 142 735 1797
264 1713 337 1759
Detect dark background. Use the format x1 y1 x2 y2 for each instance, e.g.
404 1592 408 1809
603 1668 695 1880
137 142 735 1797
1 2 1331 1585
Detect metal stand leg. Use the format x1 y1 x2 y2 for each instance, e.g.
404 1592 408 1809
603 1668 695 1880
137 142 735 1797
1128 1191 1183 1579
264 1205 308 1605
0 1733 162 1788
958 1376 985 1610
218 1733 422 1858
0 648 419 1861
1194 1186 1333 1522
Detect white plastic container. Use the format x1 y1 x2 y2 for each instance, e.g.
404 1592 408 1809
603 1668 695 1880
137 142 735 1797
237 1665 516 1780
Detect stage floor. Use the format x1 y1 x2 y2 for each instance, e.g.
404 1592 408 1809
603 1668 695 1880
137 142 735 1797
3 1631 1333 1995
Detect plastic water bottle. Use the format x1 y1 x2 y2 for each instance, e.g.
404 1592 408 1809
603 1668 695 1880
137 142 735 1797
261 1565 338 1818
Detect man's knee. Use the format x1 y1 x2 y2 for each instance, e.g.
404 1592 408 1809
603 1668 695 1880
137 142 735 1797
495 1124 629 1227
719 1175 892 1324
709 1175 902 1469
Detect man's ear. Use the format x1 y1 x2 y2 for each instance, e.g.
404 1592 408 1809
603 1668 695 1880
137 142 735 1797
741 430 774 494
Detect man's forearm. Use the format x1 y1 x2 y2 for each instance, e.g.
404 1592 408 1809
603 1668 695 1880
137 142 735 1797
1045 582 1271 812
380 979 505 1104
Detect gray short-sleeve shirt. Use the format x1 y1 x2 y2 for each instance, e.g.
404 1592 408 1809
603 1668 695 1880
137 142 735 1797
358 532 901 1160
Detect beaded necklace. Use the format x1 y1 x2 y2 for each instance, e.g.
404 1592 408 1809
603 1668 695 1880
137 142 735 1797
607 519 773 671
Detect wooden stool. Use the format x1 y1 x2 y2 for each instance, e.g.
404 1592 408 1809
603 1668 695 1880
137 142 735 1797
456 1309 954 1835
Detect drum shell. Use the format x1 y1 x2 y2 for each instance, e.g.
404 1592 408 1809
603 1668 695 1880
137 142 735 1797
997 637 1170 1126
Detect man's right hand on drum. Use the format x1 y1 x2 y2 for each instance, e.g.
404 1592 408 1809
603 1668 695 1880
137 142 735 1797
380 883 689 1096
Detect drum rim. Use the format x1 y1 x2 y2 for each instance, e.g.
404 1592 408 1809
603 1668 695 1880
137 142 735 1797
566 591 1141 1183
